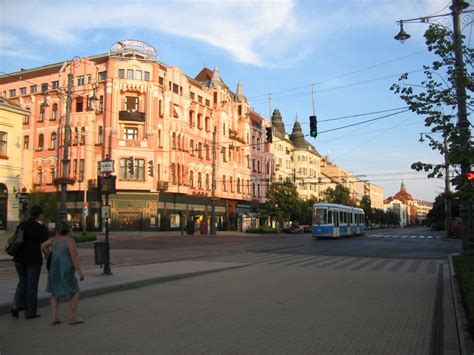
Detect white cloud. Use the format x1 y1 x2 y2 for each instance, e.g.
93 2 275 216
1 0 305 67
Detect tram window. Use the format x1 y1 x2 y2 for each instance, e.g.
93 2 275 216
314 209 327 225
328 211 333 224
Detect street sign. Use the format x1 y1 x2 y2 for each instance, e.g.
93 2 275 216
100 159 114 173
102 205 110 219
82 207 89 217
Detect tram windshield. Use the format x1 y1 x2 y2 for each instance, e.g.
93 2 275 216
314 208 327 225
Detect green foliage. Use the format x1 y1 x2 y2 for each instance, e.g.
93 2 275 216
323 184 351 205
72 232 97 243
390 24 474 202
27 191 59 224
263 180 301 224
359 195 373 224
298 197 318 226
245 226 280 234
453 255 474 338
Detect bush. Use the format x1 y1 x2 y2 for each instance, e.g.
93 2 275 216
453 255 474 338
73 232 97 243
245 226 280 234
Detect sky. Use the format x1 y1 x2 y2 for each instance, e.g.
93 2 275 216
1 0 472 203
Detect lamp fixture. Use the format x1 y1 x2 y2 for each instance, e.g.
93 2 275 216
394 20 411 43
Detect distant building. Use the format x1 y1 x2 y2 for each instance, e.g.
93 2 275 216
384 181 432 226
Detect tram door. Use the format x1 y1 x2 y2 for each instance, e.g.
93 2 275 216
332 209 339 237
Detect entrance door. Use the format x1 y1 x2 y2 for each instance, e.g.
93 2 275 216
118 212 143 231
0 184 7 230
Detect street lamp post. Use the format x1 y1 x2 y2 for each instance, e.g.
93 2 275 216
395 0 473 251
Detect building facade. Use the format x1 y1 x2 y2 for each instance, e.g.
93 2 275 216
0 98 27 231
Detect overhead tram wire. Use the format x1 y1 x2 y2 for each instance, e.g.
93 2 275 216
246 49 428 100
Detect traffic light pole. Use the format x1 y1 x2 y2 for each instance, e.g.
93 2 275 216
210 129 217 236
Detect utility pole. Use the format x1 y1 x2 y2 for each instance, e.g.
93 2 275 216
210 128 217 236
443 133 452 223
451 0 473 253
58 73 73 222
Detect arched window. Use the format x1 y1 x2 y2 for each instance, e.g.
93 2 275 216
80 127 86 145
50 167 56 182
205 174 210 190
37 168 43 185
190 139 194 155
189 170 194 188
38 134 44 151
50 132 57 149
237 178 241 193
197 172 202 189
252 183 256 197
51 103 58 120
230 176 233 192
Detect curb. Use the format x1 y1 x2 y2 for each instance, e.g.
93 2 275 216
0 263 250 315
448 253 474 354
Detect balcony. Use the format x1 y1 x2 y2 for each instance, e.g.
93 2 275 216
119 110 145 122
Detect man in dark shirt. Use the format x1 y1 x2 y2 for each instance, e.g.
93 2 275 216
11 205 48 319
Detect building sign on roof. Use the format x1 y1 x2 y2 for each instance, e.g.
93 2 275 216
110 39 157 59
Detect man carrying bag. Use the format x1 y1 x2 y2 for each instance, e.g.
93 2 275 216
10 205 48 319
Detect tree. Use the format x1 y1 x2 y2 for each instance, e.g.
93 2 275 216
299 197 318 226
390 24 474 201
359 195 373 225
263 180 301 226
27 191 58 224
323 184 351 205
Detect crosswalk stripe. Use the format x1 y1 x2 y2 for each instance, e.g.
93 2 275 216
427 236 433 239
410 236 417 238
419 236 425 238
401 235 408 238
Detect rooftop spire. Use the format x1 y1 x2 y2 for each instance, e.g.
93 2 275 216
210 66 222 88
236 81 245 101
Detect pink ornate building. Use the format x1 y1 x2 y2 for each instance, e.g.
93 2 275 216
0 40 273 231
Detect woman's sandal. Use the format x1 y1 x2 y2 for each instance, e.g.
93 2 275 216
51 320 62 325
68 319 84 325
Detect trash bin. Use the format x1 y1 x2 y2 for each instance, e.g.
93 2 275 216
94 241 108 265
186 220 195 235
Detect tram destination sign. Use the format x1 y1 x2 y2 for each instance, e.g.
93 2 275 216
100 159 114 173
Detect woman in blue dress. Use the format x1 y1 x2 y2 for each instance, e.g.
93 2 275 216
41 221 84 325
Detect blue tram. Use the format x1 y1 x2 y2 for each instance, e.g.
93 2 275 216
312 202 365 238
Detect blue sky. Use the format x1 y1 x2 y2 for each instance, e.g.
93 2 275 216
1 0 470 202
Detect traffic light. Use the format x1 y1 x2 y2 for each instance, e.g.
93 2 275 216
128 157 134 175
266 127 272 143
148 160 154 177
309 115 317 138
467 171 474 181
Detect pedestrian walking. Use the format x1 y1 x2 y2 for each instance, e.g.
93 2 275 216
41 220 85 325
11 205 48 319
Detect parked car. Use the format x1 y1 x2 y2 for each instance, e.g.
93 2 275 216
431 222 445 231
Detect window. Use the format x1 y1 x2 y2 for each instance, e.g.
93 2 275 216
237 178 241 193
76 76 85 86
9 89 16 97
190 139 194 155
79 159 84 182
127 69 134 79
51 103 58 120
120 158 145 180
37 168 43 185
24 109 30 124
39 107 45 122
197 172 202 189
0 132 7 157
135 70 142 80
76 97 84 112
30 85 37 94
124 127 138 140
37 134 44 151
205 174 210 190
230 177 233 192
97 126 103 145
198 95 202 104
189 110 194 127
50 167 56 183
80 127 86 145
205 116 210 132
125 96 139 111
198 142 202 159
173 83 179 94
20 87 27 96
159 77 164 85
99 71 107 81
197 114 202 129
52 81 59 89
23 135 29 149
73 127 79 145
118 69 125 79
171 133 176 150
73 159 77 178
87 74 92 83
50 132 57 149
189 170 194 188
223 175 226 192
144 71 150 81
